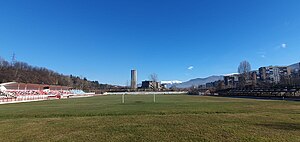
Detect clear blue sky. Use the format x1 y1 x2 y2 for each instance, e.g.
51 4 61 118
1 0 300 85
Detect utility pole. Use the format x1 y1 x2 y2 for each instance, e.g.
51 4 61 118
11 53 16 66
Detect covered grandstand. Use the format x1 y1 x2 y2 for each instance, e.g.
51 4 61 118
2 82 71 91
0 82 93 103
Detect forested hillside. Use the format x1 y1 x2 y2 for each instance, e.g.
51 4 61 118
0 57 116 91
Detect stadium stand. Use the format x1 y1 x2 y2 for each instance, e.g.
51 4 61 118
70 89 86 95
0 82 90 103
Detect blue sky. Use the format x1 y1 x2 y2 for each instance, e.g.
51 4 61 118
1 0 300 85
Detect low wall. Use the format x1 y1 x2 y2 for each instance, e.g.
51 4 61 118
0 95 49 105
103 91 187 95
0 93 97 105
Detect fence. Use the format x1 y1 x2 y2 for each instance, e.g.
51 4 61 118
103 91 187 95
0 95 50 104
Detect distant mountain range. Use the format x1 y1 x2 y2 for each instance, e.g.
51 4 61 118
157 62 300 89
160 80 183 88
162 76 223 89
289 62 300 71
161 80 183 84
170 62 300 89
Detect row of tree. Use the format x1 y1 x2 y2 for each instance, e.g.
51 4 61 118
0 56 116 91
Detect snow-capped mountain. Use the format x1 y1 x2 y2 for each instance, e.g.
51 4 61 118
175 75 224 88
161 80 183 84
160 80 183 88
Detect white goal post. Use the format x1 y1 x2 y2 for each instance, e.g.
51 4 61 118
103 92 187 104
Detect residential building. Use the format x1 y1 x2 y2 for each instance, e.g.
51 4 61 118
141 81 161 89
259 66 291 83
224 74 239 88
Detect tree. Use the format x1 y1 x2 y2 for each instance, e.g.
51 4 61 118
238 60 251 88
0 56 9 70
238 60 251 74
149 73 158 82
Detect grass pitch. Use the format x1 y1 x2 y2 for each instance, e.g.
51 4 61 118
0 95 299 142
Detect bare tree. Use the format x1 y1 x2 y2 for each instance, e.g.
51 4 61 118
0 56 6 70
149 73 158 82
238 60 251 74
238 60 251 88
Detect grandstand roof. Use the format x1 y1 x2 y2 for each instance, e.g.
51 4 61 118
1 82 71 90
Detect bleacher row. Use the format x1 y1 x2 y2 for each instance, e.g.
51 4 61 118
0 89 86 99
5 90 71 97
0 82 92 103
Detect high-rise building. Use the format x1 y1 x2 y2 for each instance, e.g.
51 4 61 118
259 67 267 81
224 74 239 88
259 66 291 83
251 71 257 86
131 70 137 89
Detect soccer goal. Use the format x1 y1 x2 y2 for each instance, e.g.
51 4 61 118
120 93 157 104
103 91 186 104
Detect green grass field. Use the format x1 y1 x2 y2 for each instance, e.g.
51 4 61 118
0 95 299 142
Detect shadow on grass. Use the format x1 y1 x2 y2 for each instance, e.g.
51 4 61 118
0 111 242 119
257 122 300 131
